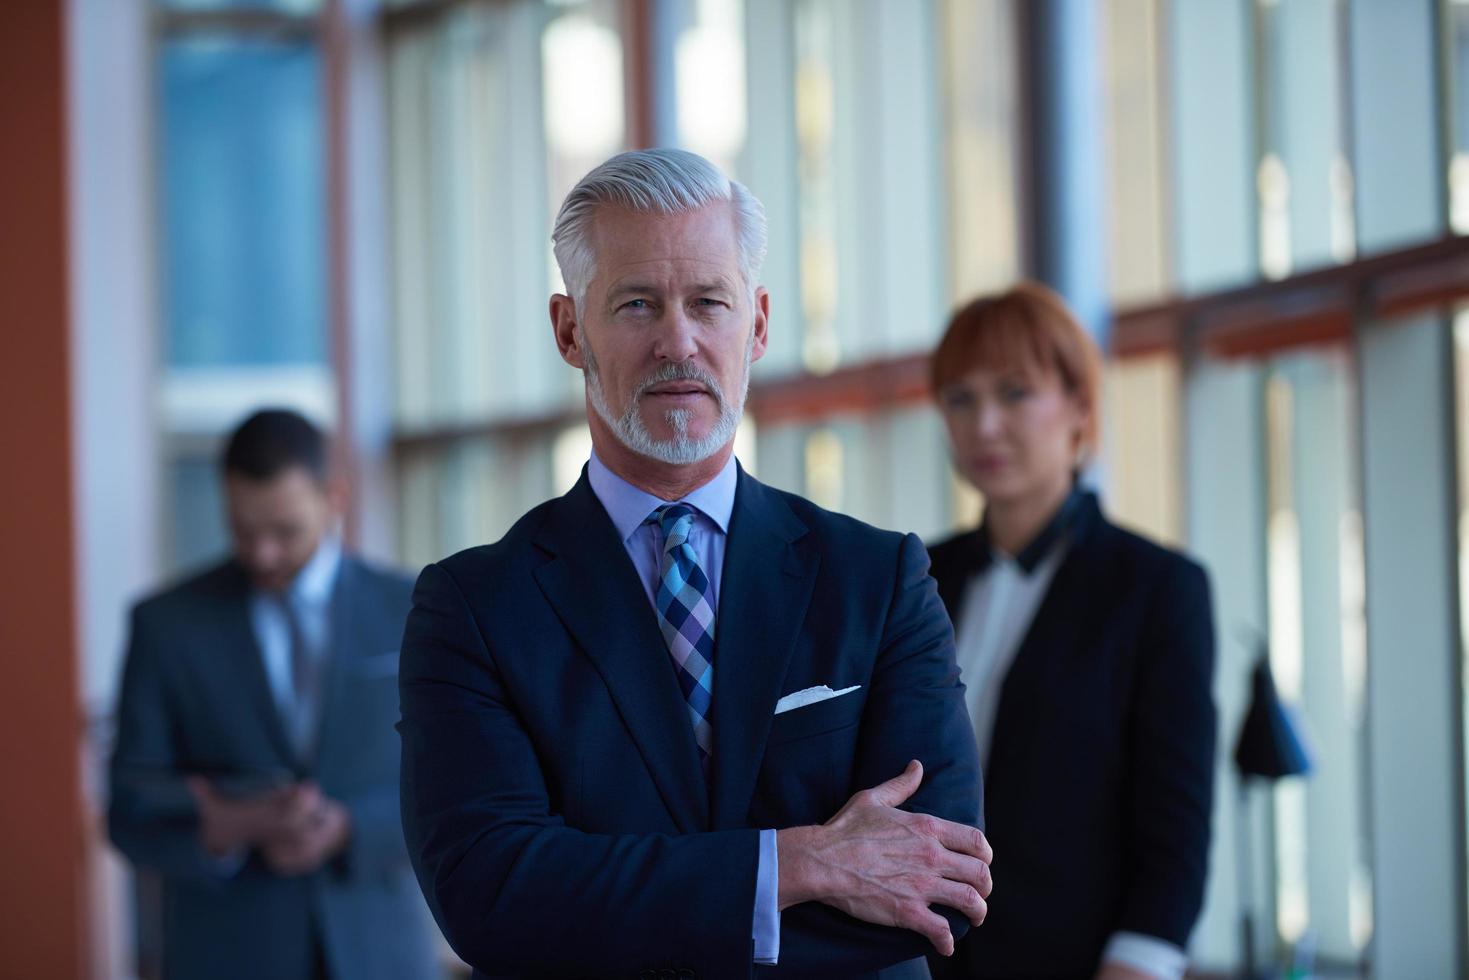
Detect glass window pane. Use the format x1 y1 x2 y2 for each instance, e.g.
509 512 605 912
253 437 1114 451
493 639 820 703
1264 349 1370 961
940 0 1021 303
1257 0 1353 277
1102 0 1168 304
158 36 326 368
1348 0 1442 251
1449 0 1469 234
793 0 842 372
740 0 803 377
782 406 952 537
1169 0 1256 292
165 453 228 574
390 3 587 430
398 435 555 567
803 424 846 511
1455 303 1469 947
543 0 626 243
1357 310 1458 976
791 0 947 368
1101 353 1181 545
673 0 748 177
751 421 808 497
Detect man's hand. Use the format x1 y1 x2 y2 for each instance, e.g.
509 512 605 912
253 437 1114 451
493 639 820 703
260 792 352 877
188 777 304 857
188 778 351 875
776 760 993 957
1094 964 1156 980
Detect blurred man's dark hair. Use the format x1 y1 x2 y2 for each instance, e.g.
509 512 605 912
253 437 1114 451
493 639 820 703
221 409 328 483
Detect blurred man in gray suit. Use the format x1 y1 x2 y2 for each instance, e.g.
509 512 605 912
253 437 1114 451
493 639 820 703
108 409 436 980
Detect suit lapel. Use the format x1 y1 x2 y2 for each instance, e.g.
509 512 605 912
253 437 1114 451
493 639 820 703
313 558 369 777
533 474 710 833
987 498 1105 783
933 530 983 624
709 470 818 830
216 566 300 772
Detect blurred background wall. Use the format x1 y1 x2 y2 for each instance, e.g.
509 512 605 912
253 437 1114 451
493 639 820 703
5 0 1469 975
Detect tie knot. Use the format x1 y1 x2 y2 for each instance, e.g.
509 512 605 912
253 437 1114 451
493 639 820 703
647 503 697 545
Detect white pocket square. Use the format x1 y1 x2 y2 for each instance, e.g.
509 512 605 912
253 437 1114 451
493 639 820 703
774 684 861 715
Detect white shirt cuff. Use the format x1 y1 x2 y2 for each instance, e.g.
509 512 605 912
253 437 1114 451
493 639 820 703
752 828 780 963
1101 931 1187 980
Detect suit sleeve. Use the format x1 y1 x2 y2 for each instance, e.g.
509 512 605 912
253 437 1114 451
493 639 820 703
767 532 985 975
107 604 232 884
335 786 409 880
399 561 763 980
1117 560 1217 945
335 579 419 882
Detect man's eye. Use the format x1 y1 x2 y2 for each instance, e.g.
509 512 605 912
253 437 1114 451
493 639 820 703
621 299 649 310
1001 386 1031 402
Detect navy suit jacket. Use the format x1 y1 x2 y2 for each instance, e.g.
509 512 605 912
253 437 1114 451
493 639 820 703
108 556 437 980
927 494 1216 980
399 466 982 979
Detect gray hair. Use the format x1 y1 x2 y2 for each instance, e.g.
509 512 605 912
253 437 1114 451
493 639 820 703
551 148 768 309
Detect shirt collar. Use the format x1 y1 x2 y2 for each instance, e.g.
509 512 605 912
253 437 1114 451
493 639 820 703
587 449 738 544
979 485 1085 575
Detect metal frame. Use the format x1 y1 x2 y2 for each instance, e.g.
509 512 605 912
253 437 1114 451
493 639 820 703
384 231 1469 457
154 6 319 39
153 0 363 544
1114 234 1469 358
323 0 357 543
1433 1 1469 973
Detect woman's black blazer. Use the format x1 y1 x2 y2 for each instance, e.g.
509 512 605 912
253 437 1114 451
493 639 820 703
927 492 1216 980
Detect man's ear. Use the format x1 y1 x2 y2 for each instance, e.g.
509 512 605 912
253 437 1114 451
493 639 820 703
749 286 770 364
550 294 585 369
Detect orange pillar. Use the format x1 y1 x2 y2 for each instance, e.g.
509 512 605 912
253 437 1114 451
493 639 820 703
0 2 88 977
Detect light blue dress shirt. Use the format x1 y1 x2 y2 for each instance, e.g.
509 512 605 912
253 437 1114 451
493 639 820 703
587 451 782 965
208 536 342 876
247 535 342 757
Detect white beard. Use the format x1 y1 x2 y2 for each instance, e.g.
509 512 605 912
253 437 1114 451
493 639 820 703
582 329 754 466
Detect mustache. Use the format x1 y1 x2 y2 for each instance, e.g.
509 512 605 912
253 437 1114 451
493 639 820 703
629 362 725 406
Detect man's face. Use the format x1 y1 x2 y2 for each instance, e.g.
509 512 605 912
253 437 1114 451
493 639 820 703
224 466 337 592
552 202 768 465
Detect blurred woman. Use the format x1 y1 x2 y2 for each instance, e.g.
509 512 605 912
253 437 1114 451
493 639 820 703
926 282 1216 980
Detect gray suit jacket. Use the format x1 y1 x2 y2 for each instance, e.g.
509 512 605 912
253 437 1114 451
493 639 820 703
108 555 436 980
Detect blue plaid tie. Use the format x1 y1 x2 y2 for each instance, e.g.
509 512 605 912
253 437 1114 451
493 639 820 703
648 504 716 773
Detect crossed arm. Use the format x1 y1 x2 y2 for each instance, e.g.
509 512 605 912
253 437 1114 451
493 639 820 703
399 535 990 978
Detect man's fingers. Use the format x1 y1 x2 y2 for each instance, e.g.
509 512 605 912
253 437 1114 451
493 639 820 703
290 782 324 811
264 839 313 876
935 851 993 899
278 784 325 828
866 759 923 808
927 878 988 928
904 906 955 957
931 819 992 864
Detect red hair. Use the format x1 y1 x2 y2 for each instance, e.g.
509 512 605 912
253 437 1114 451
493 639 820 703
930 281 1103 453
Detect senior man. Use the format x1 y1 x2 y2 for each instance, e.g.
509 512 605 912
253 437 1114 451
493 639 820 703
399 148 991 979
